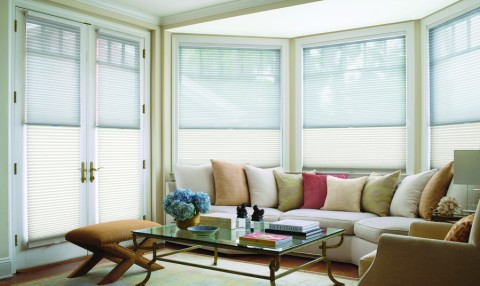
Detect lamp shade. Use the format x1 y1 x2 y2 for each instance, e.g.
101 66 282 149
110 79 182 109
454 150 480 185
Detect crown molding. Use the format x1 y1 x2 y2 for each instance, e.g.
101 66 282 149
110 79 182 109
74 0 162 25
161 0 318 27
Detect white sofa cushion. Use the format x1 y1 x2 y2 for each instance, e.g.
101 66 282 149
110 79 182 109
354 217 423 243
209 205 283 222
280 209 378 235
173 164 215 204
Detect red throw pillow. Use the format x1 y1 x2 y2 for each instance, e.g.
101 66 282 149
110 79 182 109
302 173 348 209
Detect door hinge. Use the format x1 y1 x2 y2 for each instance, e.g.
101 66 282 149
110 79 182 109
142 49 145 59
14 91 17 103
14 20 17 32
15 235 18 247
143 215 146 220
14 163 17 175
142 104 145 114
143 160 146 169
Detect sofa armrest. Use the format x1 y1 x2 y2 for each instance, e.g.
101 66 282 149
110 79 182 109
408 221 452 239
358 234 480 286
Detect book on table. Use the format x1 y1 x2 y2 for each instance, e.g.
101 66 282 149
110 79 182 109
264 227 324 238
269 219 319 232
200 213 245 229
239 232 292 247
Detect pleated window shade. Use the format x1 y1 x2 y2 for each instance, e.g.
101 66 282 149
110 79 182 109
429 8 480 169
25 16 82 243
177 46 281 167
96 31 143 222
302 36 406 170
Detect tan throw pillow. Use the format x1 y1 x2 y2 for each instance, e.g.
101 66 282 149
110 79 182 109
445 215 474 242
361 170 400 216
211 160 249 206
419 161 454 220
273 171 304 212
322 176 368 212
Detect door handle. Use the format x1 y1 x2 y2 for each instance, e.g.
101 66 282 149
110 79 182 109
89 162 103 183
81 162 87 183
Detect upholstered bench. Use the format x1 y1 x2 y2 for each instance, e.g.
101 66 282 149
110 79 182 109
65 220 163 285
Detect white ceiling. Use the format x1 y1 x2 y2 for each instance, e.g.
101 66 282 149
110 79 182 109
77 0 460 37
168 0 459 38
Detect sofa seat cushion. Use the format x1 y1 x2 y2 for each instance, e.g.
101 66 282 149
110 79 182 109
209 205 284 222
354 217 424 243
280 209 378 235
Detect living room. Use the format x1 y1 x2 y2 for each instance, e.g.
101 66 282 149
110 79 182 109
1 0 479 285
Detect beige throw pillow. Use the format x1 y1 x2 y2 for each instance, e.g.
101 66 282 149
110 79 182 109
211 160 249 206
419 161 454 220
322 176 368 212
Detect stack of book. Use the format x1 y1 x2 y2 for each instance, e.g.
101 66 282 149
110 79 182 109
239 232 292 248
266 219 322 238
200 213 245 229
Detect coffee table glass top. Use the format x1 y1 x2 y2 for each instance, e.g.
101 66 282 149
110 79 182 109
133 223 344 253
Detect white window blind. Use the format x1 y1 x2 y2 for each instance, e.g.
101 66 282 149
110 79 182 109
303 36 406 170
96 31 143 222
25 16 82 243
177 46 281 167
429 8 480 169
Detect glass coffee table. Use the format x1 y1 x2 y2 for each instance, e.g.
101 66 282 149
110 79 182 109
132 223 345 286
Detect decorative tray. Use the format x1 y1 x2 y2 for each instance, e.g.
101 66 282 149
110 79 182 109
187 226 219 236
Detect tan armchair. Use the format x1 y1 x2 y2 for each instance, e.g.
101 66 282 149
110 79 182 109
358 202 480 286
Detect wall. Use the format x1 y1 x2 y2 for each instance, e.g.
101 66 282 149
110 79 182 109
0 0 13 278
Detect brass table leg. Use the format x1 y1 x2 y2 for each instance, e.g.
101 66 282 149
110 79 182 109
135 241 157 286
321 235 345 286
213 247 218 266
268 257 280 286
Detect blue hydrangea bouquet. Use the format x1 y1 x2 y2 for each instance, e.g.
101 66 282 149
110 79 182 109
163 188 211 229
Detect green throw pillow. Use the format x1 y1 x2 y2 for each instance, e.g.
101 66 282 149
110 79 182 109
361 170 400 216
274 170 304 212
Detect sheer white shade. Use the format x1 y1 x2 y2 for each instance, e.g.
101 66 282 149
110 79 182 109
97 32 140 129
429 8 480 168
26 16 80 126
302 36 406 170
177 45 282 166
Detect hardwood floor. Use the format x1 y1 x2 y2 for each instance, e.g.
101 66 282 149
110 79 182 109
1 243 359 285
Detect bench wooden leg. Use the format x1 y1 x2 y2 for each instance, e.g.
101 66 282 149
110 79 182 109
68 252 104 278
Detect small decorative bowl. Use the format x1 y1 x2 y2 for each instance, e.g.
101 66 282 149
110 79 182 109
187 226 219 236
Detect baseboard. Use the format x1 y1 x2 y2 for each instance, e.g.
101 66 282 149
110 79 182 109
0 258 14 280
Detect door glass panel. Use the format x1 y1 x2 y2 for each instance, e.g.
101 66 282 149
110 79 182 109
25 15 82 244
96 31 143 222
97 128 141 222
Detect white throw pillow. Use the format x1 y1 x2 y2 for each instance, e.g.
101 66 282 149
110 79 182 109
245 165 283 208
389 169 437 218
173 164 215 204
322 176 368 212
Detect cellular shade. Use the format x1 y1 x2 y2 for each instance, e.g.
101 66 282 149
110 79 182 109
429 8 480 169
303 36 406 169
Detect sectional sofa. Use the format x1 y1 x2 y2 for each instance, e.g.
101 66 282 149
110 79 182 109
166 160 460 265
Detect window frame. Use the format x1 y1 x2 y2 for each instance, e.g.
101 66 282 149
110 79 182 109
171 34 289 168
421 0 480 171
295 22 416 174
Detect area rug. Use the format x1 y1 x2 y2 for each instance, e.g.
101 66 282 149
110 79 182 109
19 251 358 286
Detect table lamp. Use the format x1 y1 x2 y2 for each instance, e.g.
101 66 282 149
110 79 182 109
454 150 480 212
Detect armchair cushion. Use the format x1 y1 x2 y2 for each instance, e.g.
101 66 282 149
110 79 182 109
408 221 453 240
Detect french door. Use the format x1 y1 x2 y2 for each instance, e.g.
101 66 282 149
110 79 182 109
13 9 150 269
